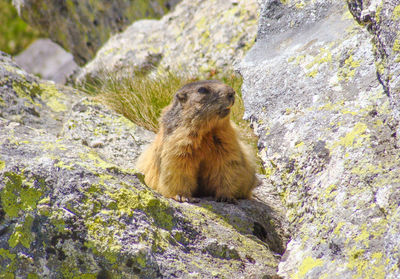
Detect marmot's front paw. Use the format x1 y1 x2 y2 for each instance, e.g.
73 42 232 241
173 195 200 203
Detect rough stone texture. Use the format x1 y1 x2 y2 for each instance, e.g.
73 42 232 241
238 0 400 278
15 39 79 84
0 52 288 278
346 0 400 144
12 0 180 65
76 0 259 82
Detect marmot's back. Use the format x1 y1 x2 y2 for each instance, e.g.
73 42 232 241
136 80 257 202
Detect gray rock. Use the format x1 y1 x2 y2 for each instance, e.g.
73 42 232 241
238 0 400 278
0 52 287 277
13 0 180 65
77 0 259 82
15 39 79 84
347 0 400 144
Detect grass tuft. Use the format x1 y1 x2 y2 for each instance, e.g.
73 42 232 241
84 70 193 132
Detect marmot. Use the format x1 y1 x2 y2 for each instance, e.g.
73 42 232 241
136 80 257 202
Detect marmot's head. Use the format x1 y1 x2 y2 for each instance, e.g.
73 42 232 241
174 80 235 120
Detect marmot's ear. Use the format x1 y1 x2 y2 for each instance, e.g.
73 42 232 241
176 90 187 103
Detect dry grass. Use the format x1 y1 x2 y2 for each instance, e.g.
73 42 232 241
85 70 193 132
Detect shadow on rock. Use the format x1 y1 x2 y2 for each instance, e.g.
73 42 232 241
196 194 289 256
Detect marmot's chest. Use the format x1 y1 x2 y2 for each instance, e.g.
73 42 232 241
195 131 236 158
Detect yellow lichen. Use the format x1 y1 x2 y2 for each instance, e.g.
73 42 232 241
338 55 362 81
347 247 387 279
393 5 400 19
307 69 318 78
333 222 346 235
39 82 68 112
393 38 400 52
332 122 368 149
294 256 324 279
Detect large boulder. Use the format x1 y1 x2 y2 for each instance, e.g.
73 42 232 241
0 52 287 278
13 0 180 65
77 0 259 81
238 0 400 278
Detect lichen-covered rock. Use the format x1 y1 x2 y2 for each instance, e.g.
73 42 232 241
238 0 400 278
0 53 287 277
0 51 80 133
13 0 180 65
347 0 400 144
77 0 259 82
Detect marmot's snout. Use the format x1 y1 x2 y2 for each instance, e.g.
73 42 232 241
225 90 235 107
217 87 235 118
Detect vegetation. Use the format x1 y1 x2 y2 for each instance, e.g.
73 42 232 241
0 0 41 55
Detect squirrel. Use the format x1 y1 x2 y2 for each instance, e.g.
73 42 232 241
136 80 257 202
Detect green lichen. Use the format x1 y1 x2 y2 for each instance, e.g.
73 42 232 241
11 75 70 115
0 248 17 277
72 274 97 279
81 179 174 268
79 151 115 170
54 160 75 170
84 216 121 264
108 186 173 230
41 140 67 152
376 3 383 23
0 249 16 261
12 81 36 104
0 160 5 170
50 210 68 233
0 172 43 218
59 255 98 279
8 214 35 248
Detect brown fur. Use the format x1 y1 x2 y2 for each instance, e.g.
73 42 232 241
136 80 257 202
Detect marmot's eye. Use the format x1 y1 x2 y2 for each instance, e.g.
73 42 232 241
198 87 210 94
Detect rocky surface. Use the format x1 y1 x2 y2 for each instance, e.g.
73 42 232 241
3 0 400 277
15 39 79 84
0 52 287 278
13 0 180 65
239 0 400 278
76 0 259 82
347 0 400 144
